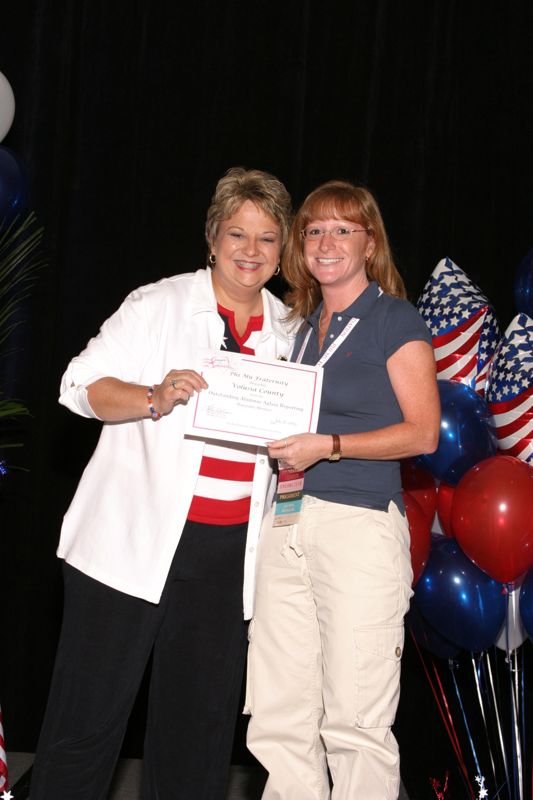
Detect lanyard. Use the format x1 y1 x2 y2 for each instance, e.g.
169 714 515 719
273 315 360 528
274 294 383 528
294 316 360 367
295 287 383 366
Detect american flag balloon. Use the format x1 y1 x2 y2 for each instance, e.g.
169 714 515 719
486 313 533 464
417 257 501 395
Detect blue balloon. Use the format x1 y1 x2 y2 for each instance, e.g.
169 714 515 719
0 145 28 222
519 567 533 640
514 249 533 317
406 598 462 660
416 379 497 484
414 536 506 652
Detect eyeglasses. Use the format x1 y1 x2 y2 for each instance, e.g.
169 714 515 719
301 225 370 241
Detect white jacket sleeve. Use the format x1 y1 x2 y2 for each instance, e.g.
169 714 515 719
59 286 153 418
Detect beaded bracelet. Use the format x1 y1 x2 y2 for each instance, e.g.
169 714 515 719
146 386 161 420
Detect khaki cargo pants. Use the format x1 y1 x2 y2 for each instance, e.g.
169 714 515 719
246 495 413 800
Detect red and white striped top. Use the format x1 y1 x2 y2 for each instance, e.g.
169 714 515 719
187 305 263 525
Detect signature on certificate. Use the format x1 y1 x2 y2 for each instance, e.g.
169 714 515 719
271 416 297 429
206 404 232 419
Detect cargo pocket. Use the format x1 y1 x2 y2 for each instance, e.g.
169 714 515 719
243 617 255 715
353 623 404 728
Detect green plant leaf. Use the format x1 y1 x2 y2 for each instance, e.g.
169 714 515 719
0 211 45 458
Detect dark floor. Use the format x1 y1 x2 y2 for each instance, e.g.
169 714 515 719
7 753 411 799
6 754 268 800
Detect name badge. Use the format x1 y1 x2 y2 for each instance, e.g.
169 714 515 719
273 464 306 527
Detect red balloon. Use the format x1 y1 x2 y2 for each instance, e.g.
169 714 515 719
403 491 431 586
436 482 455 537
401 460 437 524
452 456 533 583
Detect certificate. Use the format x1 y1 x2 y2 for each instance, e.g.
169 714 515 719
185 348 323 446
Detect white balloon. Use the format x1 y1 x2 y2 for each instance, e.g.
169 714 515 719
0 71 15 143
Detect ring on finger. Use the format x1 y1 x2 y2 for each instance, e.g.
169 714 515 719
170 378 179 389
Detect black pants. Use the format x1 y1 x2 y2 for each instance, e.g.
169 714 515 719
30 521 249 800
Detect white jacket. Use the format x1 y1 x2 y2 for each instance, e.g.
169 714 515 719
57 268 297 618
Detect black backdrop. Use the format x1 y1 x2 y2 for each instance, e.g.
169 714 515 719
1 0 532 795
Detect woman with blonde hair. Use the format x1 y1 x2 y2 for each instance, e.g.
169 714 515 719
31 167 297 800
247 179 440 800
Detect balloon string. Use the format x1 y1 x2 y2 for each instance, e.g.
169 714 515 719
503 584 523 800
483 651 511 797
509 648 523 800
471 655 498 786
514 650 524 800
409 631 472 795
517 648 527 800
492 778 513 800
521 651 528 800
517 650 525 800
503 592 518 800
450 663 483 778
431 659 468 768
409 630 475 798
515 647 527 774
431 659 478 799
513 647 518 709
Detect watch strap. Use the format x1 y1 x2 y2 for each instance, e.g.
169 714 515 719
329 433 341 461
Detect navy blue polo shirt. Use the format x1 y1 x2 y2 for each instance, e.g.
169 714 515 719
295 281 432 511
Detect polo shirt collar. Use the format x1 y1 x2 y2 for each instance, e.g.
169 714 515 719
307 281 382 329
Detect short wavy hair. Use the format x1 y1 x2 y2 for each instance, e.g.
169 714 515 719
205 167 292 251
283 180 406 319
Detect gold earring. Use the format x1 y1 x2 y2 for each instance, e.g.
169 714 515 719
208 253 216 266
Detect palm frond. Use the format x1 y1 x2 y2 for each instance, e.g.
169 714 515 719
0 211 45 458
0 212 45 348
0 398 31 418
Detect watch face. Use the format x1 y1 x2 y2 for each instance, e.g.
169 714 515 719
329 452 341 462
